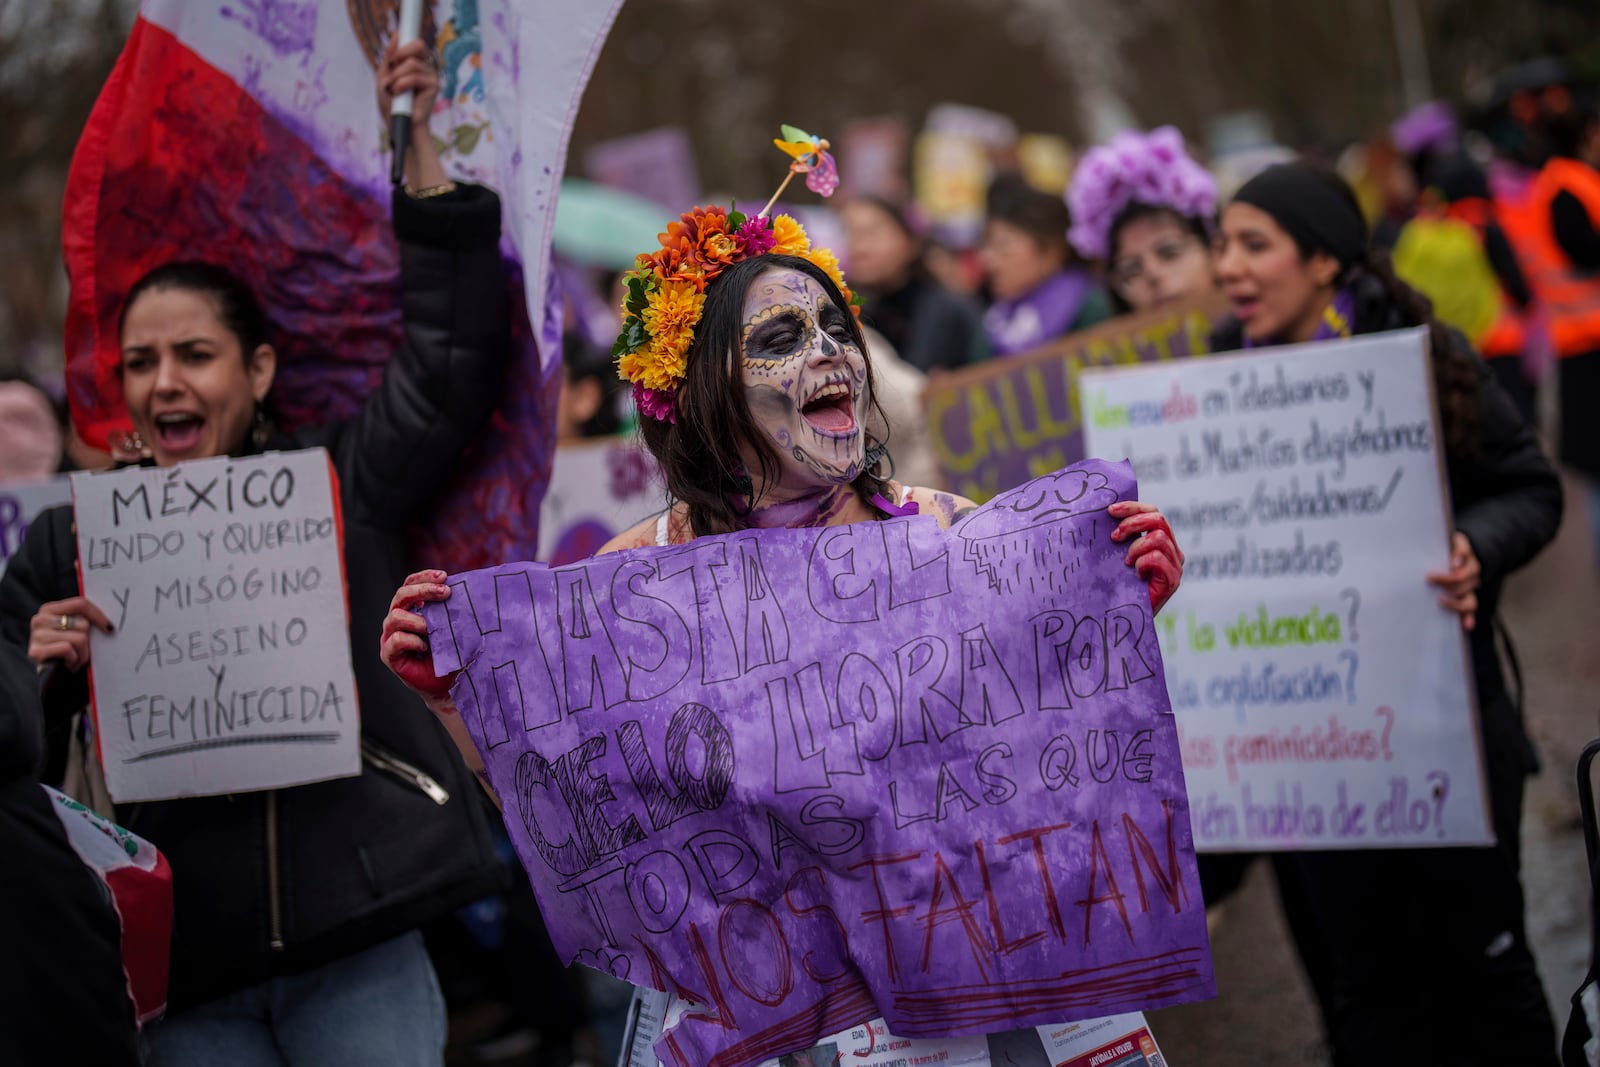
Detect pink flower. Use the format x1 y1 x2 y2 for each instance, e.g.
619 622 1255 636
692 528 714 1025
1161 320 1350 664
633 383 677 424
736 216 777 258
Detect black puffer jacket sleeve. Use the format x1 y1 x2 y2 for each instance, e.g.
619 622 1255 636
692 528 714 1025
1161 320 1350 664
1452 357 1563 585
319 184 511 528
0 505 91 778
0 505 73 654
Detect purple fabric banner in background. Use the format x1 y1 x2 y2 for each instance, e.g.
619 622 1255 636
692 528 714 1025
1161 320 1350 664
425 461 1214 1067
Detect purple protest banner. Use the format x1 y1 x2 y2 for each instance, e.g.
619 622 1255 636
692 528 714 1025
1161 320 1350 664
924 294 1229 503
425 460 1214 1067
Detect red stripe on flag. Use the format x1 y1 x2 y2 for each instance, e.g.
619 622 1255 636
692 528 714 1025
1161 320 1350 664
64 16 398 452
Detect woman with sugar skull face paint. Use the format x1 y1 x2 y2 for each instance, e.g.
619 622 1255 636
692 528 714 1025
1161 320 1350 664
378 153 1188 1058
380 198 1185 799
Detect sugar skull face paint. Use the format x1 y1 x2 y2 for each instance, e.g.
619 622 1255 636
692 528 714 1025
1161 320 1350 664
739 267 869 490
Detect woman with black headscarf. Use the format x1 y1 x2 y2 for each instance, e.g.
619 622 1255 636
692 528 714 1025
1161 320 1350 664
1211 161 1562 1065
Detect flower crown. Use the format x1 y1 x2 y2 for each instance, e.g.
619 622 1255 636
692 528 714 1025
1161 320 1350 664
1066 126 1217 262
614 126 853 424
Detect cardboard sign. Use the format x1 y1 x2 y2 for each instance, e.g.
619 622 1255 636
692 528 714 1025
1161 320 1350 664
0 475 72 576
1081 330 1490 849
925 294 1228 502
427 460 1213 1067
72 449 360 802
538 437 665 565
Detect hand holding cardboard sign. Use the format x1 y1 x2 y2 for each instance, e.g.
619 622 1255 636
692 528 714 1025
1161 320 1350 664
27 595 114 673
1425 531 1481 632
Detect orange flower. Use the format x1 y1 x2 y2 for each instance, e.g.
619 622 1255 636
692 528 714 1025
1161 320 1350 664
640 246 708 289
700 230 742 266
770 214 810 256
660 206 728 255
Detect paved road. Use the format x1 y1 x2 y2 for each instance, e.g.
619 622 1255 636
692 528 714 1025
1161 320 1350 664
1149 469 1597 1063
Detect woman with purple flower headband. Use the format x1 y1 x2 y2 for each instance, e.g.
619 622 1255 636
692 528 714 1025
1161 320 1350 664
1067 126 1218 315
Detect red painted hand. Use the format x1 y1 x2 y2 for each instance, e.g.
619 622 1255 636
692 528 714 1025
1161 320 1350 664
380 570 456 706
1109 501 1184 615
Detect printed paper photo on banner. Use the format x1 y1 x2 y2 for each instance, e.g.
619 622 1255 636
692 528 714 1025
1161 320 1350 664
426 460 1214 1067
1081 329 1490 850
925 293 1227 504
64 0 620 571
623 986 992 1067
537 437 666 566
618 957 1167 1066
72 449 360 803
1027 1013 1167 1067
0 476 71 576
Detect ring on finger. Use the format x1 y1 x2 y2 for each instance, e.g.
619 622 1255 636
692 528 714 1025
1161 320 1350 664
56 614 75 632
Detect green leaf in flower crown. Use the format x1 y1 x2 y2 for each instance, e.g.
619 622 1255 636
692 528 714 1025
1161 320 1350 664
727 210 747 231
850 291 866 308
624 275 651 316
611 316 648 357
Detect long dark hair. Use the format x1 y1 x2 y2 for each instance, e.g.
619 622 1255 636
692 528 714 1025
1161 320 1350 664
636 254 892 537
1314 167 1481 458
118 261 271 355
1350 251 1481 458
1239 163 1481 458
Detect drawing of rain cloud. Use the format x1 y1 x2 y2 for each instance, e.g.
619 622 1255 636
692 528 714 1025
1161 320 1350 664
955 466 1119 593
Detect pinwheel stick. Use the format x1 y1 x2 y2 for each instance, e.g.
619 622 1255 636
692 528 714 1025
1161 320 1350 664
757 168 800 221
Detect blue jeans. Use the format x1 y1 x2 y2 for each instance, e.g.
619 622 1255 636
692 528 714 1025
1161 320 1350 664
144 931 445 1067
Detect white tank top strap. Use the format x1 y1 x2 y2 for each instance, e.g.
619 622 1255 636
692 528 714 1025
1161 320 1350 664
654 510 672 547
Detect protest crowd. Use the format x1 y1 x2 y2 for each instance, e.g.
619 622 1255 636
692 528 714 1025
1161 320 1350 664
2 4 1600 1067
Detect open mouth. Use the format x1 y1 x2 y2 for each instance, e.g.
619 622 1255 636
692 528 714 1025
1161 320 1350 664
1227 293 1261 322
153 412 206 454
800 382 857 437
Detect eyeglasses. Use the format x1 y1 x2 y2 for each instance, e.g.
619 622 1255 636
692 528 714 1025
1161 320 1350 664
1109 236 1206 289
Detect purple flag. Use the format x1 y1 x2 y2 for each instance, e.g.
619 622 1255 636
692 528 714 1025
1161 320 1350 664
425 460 1214 1067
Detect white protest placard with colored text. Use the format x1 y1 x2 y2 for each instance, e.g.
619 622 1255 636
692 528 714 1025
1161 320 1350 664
1082 328 1489 849
72 449 360 802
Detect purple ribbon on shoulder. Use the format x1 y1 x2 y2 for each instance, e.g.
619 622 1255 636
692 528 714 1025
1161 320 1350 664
871 492 920 517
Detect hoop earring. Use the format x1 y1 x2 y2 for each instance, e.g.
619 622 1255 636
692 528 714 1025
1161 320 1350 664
108 428 149 462
863 440 895 481
250 404 271 451
725 466 756 514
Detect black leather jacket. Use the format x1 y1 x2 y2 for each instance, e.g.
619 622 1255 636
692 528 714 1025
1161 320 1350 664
0 184 510 1009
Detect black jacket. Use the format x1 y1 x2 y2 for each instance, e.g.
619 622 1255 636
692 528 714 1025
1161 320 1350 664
1211 273 1563 778
0 185 510 1010
1 634 141 1064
